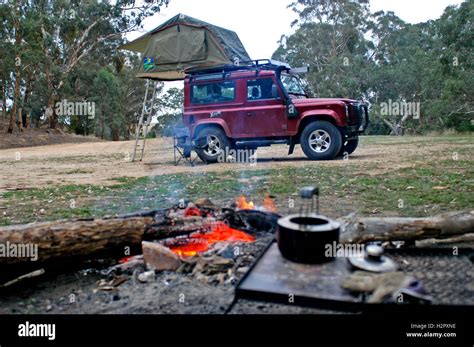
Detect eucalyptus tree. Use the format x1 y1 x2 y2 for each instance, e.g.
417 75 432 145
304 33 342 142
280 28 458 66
12 0 169 129
273 0 374 100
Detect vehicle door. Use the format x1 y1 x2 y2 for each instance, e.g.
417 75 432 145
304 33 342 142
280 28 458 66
242 77 287 135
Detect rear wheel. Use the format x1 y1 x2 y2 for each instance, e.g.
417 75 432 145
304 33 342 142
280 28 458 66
300 121 342 160
338 137 359 156
194 127 230 163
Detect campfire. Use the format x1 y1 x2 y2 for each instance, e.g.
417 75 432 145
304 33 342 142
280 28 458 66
157 195 278 257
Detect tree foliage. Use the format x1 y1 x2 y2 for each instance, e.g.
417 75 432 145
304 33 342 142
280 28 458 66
273 0 474 134
151 87 184 137
1 0 169 139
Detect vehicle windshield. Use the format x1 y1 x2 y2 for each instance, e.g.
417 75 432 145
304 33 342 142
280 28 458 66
281 74 307 97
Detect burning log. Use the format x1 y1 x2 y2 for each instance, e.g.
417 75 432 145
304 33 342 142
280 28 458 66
0 206 257 267
339 210 474 244
144 216 212 240
0 217 153 267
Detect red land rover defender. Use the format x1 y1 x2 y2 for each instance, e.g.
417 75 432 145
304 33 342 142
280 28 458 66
182 60 369 163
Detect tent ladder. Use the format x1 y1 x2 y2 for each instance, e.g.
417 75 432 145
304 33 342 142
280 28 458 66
132 80 158 162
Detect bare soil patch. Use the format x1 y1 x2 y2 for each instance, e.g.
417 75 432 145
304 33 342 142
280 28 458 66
0 135 472 191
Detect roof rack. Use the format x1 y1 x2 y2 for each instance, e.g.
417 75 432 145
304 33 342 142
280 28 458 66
188 59 292 77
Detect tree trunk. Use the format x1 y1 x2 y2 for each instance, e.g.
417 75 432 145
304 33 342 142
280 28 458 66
44 53 59 129
47 95 59 129
111 126 120 141
8 67 21 133
16 107 23 131
22 71 34 129
1 77 6 119
8 0 22 134
25 112 30 128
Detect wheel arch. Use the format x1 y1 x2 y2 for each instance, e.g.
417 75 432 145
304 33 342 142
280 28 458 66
192 121 230 140
296 114 340 141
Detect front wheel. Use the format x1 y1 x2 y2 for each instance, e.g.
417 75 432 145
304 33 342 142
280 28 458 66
194 127 230 163
338 137 359 156
300 121 342 160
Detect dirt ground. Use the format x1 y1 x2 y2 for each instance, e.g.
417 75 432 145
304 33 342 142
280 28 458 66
1 135 472 191
0 119 101 151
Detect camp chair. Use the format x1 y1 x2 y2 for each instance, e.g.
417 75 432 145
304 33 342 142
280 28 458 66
173 127 198 166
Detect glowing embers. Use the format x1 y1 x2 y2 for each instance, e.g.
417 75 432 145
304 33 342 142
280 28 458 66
168 221 255 257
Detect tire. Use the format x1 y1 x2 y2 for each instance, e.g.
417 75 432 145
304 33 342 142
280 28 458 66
300 121 342 160
338 137 359 157
194 127 231 163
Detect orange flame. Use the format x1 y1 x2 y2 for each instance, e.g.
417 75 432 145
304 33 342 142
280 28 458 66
237 195 255 210
263 194 277 212
237 194 276 212
169 221 255 257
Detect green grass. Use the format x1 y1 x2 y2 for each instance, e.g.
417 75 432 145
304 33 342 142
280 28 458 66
360 135 473 146
2 163 472 225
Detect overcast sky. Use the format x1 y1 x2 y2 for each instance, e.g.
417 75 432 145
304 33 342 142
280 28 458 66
127 0 464 89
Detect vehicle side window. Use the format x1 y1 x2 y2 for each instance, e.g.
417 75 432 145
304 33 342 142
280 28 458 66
247 78 280 101
191 81 236 104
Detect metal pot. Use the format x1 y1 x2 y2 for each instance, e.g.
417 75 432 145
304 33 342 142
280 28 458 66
277 214 340 264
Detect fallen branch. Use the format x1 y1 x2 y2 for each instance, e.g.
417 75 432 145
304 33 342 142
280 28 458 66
416 233 474 247
339 210 474 244
0 269 45 288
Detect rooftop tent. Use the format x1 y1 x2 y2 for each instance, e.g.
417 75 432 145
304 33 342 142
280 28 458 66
120 14 251 81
